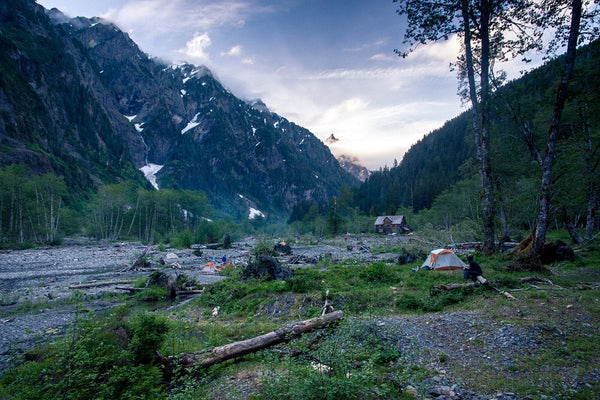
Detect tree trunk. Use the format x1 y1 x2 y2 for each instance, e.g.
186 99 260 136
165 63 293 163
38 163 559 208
582 104 598 239
461 0 495 254
168 311 344 371
585 187 597 240
530 0 583 257
566 218 585 244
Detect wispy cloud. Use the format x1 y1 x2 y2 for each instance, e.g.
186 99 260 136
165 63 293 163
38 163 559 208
102 0 258 33
369 53 395 62
344 39 385 52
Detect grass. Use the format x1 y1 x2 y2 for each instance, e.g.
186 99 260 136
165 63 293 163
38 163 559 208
1 234 600 400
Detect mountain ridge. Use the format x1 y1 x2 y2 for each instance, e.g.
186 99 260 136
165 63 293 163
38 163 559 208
0 0 357 216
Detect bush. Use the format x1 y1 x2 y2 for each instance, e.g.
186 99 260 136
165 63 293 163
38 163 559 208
170 230 194 248
0 311 167 400
129 312 169 364
359 262 397 283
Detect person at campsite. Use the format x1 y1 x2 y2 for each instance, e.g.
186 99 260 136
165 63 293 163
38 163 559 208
463 254 483 281
222 255 227 263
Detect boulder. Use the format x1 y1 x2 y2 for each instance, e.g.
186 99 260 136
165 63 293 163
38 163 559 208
241 254 293 281
274 241 292 255
397 248 419 265
146 271 179 297
540 240 575 264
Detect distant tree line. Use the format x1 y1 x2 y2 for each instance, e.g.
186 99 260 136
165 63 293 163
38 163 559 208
0 164 245 248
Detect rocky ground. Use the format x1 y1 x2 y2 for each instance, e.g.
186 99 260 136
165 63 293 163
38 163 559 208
0 235 400 374
1 236 598 399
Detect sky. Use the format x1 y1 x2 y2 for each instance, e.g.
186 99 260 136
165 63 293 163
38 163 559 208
35 0 527 170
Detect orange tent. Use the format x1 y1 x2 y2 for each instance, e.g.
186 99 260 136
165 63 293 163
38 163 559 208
421 249 466 270
201 262 216 273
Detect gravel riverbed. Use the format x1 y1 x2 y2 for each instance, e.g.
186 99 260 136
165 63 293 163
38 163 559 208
0 236 396 374
1 237 598 399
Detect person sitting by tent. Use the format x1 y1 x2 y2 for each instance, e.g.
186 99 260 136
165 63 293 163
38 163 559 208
463 254 483 281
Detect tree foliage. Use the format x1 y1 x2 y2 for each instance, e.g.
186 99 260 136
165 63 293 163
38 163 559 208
0 165 67 246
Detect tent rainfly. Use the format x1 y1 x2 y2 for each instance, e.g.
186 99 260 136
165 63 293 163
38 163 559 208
421 249 467 270
201 262 217 273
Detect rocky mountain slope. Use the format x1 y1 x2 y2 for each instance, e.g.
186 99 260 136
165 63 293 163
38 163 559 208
0 0 356 215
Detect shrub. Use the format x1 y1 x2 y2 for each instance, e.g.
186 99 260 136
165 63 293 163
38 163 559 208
359 262 397 283
170 230 194 248
0 311 167 400
128 312 170 364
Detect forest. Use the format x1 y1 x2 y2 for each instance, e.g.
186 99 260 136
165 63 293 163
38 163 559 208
1 2 599 258
2 38 600 250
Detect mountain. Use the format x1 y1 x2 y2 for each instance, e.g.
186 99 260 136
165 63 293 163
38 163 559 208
0 0 357 216
325 134 339 144
336 154 370 182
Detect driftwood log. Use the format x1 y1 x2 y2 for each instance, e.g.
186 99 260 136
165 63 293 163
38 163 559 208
115 286 147 292
115 286 203 295
431 281 480 290
121 242 153 271
68 280 134 289
162 310 343 372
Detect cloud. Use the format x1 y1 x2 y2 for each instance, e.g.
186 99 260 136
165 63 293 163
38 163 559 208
102 0 256 33
310 100 460 169
411 35 461 61
314 98 369 125
181 32 212 63
369 53 395 62
221 45 242 56
344 39 386 52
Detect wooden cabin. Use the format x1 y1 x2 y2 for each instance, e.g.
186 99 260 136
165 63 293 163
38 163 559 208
374 215 409 235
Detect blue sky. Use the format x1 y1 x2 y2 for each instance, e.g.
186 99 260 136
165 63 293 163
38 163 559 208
35 0 498 169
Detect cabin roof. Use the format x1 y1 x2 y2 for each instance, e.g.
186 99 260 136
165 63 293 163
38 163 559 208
374 215 405 226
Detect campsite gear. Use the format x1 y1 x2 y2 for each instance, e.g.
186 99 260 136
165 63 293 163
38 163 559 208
421 249 467 270
201 262 217 273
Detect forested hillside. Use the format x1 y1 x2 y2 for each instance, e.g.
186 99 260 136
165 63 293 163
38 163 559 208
0 0 357 246
353 39 600 235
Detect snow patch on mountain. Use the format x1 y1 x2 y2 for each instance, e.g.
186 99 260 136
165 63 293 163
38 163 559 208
140 163 164 190
181 113 201 134
249 207 265 219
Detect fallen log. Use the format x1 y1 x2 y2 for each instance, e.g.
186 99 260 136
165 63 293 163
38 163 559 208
501 291 516 300
431 281 480 290
115 286 147 292
177 290 204 295
520 276 550 284
165 310 343 371
69 280 134 289
122 242 153 271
